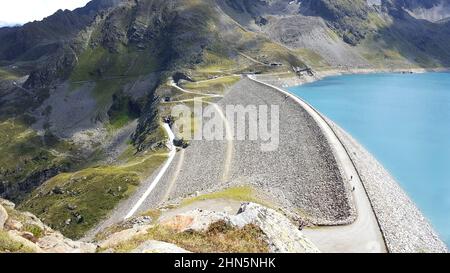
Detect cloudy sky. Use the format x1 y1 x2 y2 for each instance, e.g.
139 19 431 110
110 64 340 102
0 0 91 26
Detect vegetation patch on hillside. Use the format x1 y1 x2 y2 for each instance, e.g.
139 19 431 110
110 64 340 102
296 48 330 69
69 44 160 111
259 42 305 68
70 45 159 82
19 151 168 239
181 75 240 93
0 119 78 201
0 68 19 81
181 186 273 209
107 93 141 130
111 220 269 253
196 50 239 74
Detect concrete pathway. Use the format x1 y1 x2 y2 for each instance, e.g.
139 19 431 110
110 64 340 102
124 123 176 219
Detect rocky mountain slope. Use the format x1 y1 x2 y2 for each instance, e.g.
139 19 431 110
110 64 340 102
218 0 450 67
392 0 450 22
0 0 449 242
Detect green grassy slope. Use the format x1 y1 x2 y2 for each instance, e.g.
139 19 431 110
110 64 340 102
20 148 168 239
0 119 79 201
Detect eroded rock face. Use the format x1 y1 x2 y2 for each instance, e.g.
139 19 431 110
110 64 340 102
404 0 450 22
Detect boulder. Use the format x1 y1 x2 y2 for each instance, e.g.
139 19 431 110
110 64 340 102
7 230 43 253
132 240 190 253
230 203 320 253
52 186 64 195
0 199 15 209
126 216 153 228
99 225 153 249
4 219 23 231
160 209 231 232
0 204 8 229
160 215 194 232
37 232 97 253
67 204 77 211
22 212 47 230
255 16 268 26
20 231 38 243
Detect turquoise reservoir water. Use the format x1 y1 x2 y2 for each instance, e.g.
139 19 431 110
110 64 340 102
289 73 450 246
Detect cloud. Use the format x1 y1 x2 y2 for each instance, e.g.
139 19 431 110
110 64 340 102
0 0 91 25
0 21 20 27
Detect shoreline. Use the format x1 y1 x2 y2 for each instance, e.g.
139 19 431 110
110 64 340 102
257 67 450 88
251 71 448 253
329 119 447 253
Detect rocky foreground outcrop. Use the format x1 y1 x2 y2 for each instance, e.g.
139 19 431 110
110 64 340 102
0 199 96 253
96 202 319 253
158 203 319 253
1 198 318 253
232 203 319 253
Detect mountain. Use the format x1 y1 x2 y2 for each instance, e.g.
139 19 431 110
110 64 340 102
391 0 450 22
1 0 450 240
2 0 450 88
0 0 118 61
